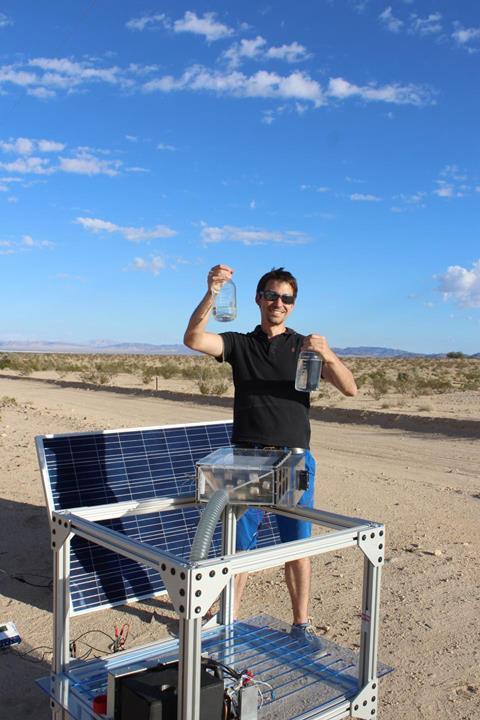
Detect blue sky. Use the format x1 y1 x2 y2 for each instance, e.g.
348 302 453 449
0 1 479 353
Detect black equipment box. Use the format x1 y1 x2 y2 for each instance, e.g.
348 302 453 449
115 661 224 720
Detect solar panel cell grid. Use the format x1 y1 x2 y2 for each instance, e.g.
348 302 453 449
40 422 281 613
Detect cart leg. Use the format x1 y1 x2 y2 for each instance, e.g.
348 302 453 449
178 617 202 720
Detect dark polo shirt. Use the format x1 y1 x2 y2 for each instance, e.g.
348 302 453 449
217 326 311 449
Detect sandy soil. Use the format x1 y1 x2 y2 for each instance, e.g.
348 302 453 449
0 376 479 719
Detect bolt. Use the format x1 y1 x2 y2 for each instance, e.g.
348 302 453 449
179 589 185 597
180 572 186 580
195 590 202 597
209 570 215 577
179 605 184 613
161 563 166 571
222 567 228 575
370 532 375 539
195 606 201 614
378 557 383 563
170 568 176 575
362 534 366 541
196 573 202 581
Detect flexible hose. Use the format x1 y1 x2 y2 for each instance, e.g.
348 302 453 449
190 489 229 562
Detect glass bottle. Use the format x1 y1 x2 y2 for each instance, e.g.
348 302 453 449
213 279 237 322
295 351 322 392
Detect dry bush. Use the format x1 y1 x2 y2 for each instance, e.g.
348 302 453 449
79 365 112 386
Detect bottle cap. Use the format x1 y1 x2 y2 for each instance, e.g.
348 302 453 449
92 694 107 715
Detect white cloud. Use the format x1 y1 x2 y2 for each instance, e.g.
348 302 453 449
27 86 56 99
379 7 404 33
265 41 310 62
0 13 13 28
0 156 53 174
435 260 480 308
129 256 166 275
59 152 122 176
0 137 65 155
0 234 53 254
328 76 433 106
433 184 454 198
173 11 233 41
223 37 267 67
144 65 325 106
125 14 168 32
301 184 330 193
409 13 442 36
223 37 309 68
21 234 54 249
452 23 480 49
0 140 127 179
350 193 381 202
200 223 311 245
394 191 427 207
0 56 146 98
76 217 177 242
433 165 471 198
157 143 177 151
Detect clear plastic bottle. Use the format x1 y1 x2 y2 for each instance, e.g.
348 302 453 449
295 351 322 392
213 279 237 322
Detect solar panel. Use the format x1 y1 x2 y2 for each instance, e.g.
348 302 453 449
38 421 281 614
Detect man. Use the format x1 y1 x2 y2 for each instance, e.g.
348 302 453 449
184 264 357 634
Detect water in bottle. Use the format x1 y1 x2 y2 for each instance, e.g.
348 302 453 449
213 279 237 322
295 351 322 392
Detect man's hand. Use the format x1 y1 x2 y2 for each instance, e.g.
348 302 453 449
301 334 336 364
302 334 357 396
208 264 234 294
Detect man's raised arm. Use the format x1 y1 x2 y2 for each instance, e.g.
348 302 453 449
183 264 234 358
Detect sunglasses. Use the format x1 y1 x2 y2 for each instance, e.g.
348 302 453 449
259 290 295 305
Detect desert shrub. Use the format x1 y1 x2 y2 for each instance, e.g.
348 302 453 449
368 370 390 399
446 351 466 359
413 377 453 394
354 373 369 389
0 395 17 407
197 379 229 396
157 361 178 379
395 371 411 394
141 367 156 384
79 366 112 385
0 354 11 369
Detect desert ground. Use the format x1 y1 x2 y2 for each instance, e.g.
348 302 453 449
0 367 479 719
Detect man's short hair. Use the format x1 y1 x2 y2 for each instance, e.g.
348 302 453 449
256 267 298 298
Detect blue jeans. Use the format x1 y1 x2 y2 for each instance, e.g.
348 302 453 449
236 450 315 551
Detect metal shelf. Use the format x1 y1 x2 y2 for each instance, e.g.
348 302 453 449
37 615 391 720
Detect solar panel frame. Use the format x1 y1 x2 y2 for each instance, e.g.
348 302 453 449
36 420 281 615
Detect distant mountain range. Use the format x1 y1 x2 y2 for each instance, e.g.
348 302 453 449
0 340 478 357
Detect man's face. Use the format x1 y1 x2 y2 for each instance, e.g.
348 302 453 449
256 279 296 326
